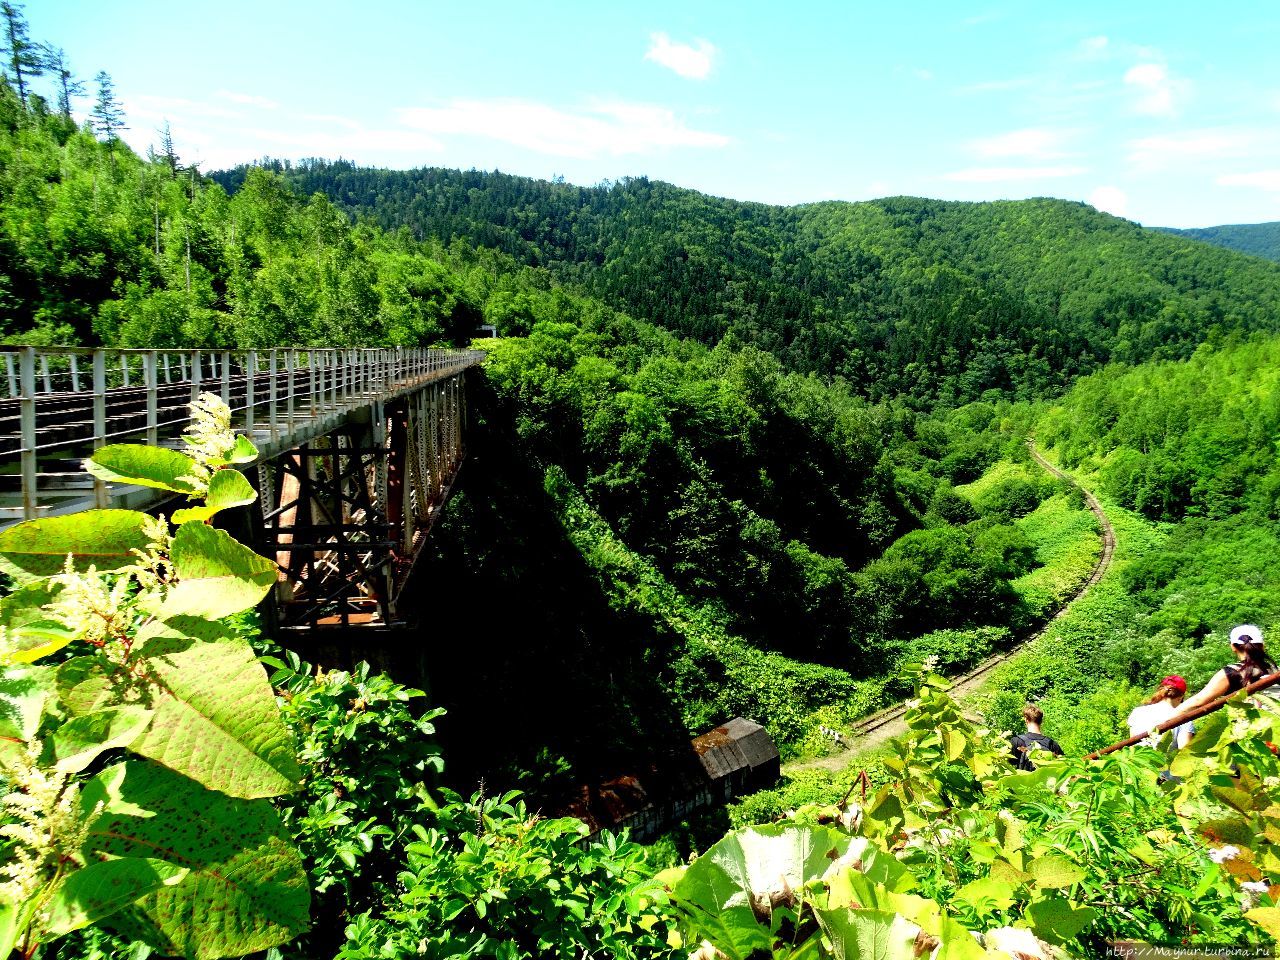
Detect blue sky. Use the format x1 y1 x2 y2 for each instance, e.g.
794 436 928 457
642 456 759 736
30 1 1280 227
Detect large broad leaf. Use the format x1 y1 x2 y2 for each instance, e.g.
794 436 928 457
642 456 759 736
86 444 202 495
44 858 188 935
223 435 259 466
1246 906 1280 939
823 872 984 960
56 657 121 716
0 510 154 581
52 705 154 773
1023 896 1098 945
129 618 301 798
171 469 257 525
667 825 893 960
82 760 310 960
162 523 276 620
814 907 923 960
1026 854 1084 890
0 580 76 664
953 876 1017 917
0 663 53 741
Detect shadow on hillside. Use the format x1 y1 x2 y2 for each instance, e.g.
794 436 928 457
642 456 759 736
390 385 702 811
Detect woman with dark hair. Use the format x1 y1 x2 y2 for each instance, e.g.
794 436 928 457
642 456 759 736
1176 625 1276 715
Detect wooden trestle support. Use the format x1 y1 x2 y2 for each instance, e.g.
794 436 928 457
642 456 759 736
255 376 466 630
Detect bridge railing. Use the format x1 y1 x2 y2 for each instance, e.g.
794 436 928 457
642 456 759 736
0 345 485 520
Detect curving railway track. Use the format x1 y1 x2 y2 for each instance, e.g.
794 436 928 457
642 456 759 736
786 440 1116 772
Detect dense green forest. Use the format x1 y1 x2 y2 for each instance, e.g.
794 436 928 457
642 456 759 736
1159 220 1280 262
7 13 1280 955
214 160 1280 404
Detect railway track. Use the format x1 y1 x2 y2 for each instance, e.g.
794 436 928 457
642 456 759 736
787 441 1116 770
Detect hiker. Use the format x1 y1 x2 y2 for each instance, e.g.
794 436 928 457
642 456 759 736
1176 625 1276 715
1010 704 1063 770
1126 675 1194 748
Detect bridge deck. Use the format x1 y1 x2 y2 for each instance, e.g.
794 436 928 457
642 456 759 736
0 346 484 522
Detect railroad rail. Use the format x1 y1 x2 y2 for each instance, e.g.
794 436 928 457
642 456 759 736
0 345 485 630
788 441 1117 771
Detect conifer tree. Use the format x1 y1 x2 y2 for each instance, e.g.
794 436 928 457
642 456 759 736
90 69 126 146
45 46 83 118
0 2 41 107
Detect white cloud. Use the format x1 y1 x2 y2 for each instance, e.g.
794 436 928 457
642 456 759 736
398 98 730 159
644 32 716 80
1218 170 1280 192
914 68 934 81
1124 62 1181 116
217 90 278 109
1127 129 1255 170
1082 35 1109 52
1088 186 1130 218
941 165 1087 182
969 128 1071 160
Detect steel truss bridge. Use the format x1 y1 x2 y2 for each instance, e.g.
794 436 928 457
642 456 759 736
0 345 484 632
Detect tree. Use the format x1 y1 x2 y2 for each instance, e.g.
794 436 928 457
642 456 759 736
156 119 180 176
90 70 126 158
0 1 41 107
44 46 83 118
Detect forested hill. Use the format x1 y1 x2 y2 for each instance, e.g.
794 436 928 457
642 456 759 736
1156 221 1280 263
213 161 1280 404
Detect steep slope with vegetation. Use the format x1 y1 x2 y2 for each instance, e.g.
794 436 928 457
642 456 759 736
219 161 1280 403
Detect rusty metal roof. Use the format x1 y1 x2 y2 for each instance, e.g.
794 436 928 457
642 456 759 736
692 717 778 780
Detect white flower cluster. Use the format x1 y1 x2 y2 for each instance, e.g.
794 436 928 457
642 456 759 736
179 392 236 494
45 558 133 650
0 740 89 906
1207 844 1241 864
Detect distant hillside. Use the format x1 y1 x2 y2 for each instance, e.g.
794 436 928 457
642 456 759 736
1155 221 1280 262
213 161 1280 404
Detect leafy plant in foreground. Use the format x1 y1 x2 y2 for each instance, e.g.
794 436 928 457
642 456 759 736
336 788 674 960
657 668 1280 958
264 653 443 955
0 394 307 959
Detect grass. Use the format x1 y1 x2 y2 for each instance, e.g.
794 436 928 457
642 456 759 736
1011 492 1101 618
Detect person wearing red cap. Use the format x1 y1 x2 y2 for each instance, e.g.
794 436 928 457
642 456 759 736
1127 675 1193 748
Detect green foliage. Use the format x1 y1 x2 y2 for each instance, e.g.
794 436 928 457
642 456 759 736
662 672 1279 958
0 396 307 959
240 163 1280 405
335 790 672 960
1159 221 1280 262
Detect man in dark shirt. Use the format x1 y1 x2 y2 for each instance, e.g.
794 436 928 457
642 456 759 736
1010 704 1063 770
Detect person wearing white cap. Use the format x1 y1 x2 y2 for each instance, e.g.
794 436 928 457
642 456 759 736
1173 624 1275 718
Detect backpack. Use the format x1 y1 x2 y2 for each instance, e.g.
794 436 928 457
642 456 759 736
1011 733 1061 771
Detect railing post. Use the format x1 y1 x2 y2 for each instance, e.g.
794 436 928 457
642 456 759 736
287 350 296 429
92 350 107 508
245 350 257 436
308 351 317 413
4 353 15 398
191 351 202 403
121 354 130 389
268 350 278 441
220 351 231 405
39 354 50 393
19 347 37 520
70 354 80 392
144 350 158 445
